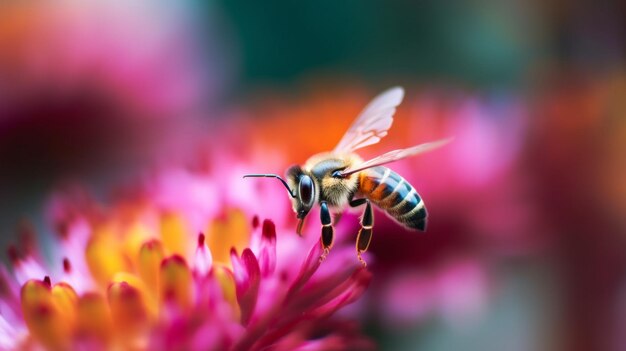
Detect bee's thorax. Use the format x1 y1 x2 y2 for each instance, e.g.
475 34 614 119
303 153 361 207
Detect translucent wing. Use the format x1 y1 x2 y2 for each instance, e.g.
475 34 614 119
339 138 453 176
333 87 405 154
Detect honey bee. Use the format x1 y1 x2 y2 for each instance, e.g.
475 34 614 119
245 87 451 266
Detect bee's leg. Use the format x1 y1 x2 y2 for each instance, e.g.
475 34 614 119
349 198 368 207
349 198 373 268
319 201 334 262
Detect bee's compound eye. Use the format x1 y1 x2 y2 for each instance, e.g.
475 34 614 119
299 175 314 206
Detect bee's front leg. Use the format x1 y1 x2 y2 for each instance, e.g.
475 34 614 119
319 201 334 261
350 198 373 267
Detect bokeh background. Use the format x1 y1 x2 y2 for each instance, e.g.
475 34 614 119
1 1 625 350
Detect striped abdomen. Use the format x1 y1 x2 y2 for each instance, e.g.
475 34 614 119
358 166 427 231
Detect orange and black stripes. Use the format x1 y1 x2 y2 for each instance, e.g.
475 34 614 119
358 166 427 231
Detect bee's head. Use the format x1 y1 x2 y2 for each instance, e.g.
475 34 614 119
286 165 317 234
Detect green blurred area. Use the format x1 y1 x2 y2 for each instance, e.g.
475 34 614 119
216 0 540 89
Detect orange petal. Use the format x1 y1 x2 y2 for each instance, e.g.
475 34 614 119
122 221 153 269
160 255 192 312
160 212 189 257
85 223 132 287
76 292 114 345
111 272 157 320
107 281 149 348
21 279 72 351
137 239 165 300
207 209 250 266
51 282 78 326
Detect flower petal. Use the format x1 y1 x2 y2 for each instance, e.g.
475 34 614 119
112 272 158 320
0 313 25 350
107 281 150 348
291 264 364 313
160 212 189 257
8 246 47 286
50 282 78 327
0 266 21 324
160 255 193 314
232 248 260 326
138 239 165 298
193 233 213 277
58 219 95 293
212 265 239 319
208 209 251 265
85 224 132 287
258 219 277 277
309 268 372 319
75 292 114 346
21 279 72 350
285 241 323 303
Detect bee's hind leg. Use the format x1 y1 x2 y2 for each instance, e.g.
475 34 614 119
319 201 334 262
349 198 373 268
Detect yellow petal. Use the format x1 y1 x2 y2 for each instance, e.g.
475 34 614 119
207 209 250 266
51 282 78 327
160 255 192 312
111 272 157 320
107 281 149 349
85 223 132 287
122 220 153 269
21 279 71 351
76 292 113 345
160 212 189 257
137 239 164 300
213 264 240 320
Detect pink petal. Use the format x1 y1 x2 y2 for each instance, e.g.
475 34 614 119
309 268 372 319
58 219 95 293
232 248 260 326
289 260 362 313
285 242 323 303
0 267 22 325
251 215 260 230
193 233 213 277
9 251 47 286
258 220 276 277
248 249 366 350
230 248 247 288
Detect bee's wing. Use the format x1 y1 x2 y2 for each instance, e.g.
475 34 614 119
333 87 405 154
339 138 453 176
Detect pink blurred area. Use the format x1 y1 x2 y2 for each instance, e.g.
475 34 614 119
0 2 213 113
0 1 223 202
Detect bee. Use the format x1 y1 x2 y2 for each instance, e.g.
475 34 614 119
245 87 451 266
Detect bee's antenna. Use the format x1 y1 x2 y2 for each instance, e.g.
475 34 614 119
243 174 296 198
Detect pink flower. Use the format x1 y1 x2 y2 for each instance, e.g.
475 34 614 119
0 168 374 350
378 258 490 328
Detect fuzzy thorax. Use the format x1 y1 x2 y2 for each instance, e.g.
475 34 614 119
304 152 362 208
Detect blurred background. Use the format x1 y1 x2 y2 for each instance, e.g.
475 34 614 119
1 1 625 350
